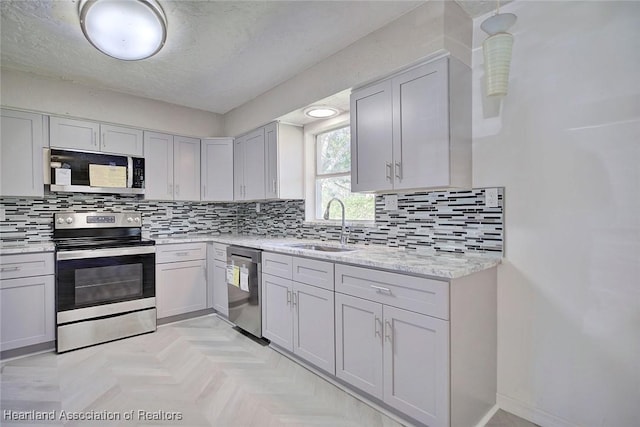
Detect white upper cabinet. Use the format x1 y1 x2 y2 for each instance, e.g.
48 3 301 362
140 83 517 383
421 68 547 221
174 136 201 201
350 80 393 192
50 117 143 156
144 132 200 201
0 109 45 197
234 121 303 202
351 56 471 192
144 131 174 200
264 122 303 200
100 124 143 157
201 138 234 202
234 128 265 201
50 117 99 152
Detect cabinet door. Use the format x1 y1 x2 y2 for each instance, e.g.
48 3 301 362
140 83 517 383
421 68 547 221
383 305 449 427
144 131 174 200
174 136 201 201
293 282 335 374
243 128 266 200
212 259 229 317
156 260 207 318
335 293 383 399
0 109 44 197
0 275 55 351
350 80 393 192
392 60 450 190
201 138 234 201
233 136 245 200
261 273 293 351
100 124 143 156
264 122 278 199
50 116 99 151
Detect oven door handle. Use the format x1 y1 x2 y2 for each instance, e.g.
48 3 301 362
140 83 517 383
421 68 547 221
56 246 156 261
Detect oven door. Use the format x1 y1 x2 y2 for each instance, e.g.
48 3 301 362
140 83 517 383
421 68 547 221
56 246 155 313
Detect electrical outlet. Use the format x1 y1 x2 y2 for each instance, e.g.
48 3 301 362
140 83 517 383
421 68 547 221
485 188 499 208
166 207 173 219
256 202 261 213
384 194 398 211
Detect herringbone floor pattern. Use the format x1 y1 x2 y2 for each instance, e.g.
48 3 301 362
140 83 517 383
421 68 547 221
1 315 536 427
1 316 404 426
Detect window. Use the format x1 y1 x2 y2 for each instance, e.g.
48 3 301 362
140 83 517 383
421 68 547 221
315 126 374 221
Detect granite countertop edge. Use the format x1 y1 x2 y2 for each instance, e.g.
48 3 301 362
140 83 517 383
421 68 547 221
149 234 502 280
0 234 502 279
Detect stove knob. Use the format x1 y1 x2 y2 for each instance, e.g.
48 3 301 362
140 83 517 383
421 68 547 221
127 217 133 223
57 218 64 224
134 217 140 223
65 217 73 224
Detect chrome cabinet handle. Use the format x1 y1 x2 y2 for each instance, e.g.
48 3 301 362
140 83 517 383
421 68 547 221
286 290 291 305
175 252 189 256
385 162 392 182
384 320 393 343
175 184 180 196
374 316 382 338
371 284 392 295
272 179 276 193
292 292 297 307
102 133 106 148
395 162 402 181
1 266 19 272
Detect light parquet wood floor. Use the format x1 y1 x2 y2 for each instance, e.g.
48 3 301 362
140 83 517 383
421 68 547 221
1 315 537 427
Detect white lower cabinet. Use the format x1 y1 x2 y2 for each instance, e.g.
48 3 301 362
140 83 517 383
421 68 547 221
0 252 55 352
262 253 335 374
156 244 207 319
207 243 228 317
336 292 448 427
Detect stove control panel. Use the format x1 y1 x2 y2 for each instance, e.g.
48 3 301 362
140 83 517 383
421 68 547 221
54 212 142 229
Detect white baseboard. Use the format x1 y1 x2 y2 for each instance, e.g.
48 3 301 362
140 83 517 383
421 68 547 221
474 404 500 427
497 393 580 427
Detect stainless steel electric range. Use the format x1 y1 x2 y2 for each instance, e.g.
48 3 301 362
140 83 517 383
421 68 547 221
53 212 156 353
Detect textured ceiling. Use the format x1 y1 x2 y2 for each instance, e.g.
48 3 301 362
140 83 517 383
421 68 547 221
0 0 423 115
1 1 511 121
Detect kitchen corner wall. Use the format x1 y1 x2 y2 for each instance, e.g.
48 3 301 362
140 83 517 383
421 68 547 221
471 2 640 426
1 187 503 255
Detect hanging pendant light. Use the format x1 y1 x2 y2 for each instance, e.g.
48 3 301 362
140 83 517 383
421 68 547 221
79 0 167 61
481 3 517 97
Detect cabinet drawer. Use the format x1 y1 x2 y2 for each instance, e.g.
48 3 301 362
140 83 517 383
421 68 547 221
262 252 292 279
0 252 54 280
335 264 449 320
156 243 206 263
293 257 334 291
211 243 227 261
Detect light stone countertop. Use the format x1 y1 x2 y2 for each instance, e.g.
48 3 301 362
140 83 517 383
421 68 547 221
0 234 501 279
149 233 501 280
0 241 56 255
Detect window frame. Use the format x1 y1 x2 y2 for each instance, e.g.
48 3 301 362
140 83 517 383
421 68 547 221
307 122 375 224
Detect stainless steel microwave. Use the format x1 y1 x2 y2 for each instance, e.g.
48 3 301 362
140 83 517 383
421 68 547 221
47 149 145 195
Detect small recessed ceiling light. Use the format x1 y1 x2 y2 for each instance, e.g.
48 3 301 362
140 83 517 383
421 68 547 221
79 0 167 61
304 106 340 119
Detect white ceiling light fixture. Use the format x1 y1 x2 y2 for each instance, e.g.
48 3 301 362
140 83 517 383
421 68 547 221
481 1 517 97
304 106 340 119
79 0 167 61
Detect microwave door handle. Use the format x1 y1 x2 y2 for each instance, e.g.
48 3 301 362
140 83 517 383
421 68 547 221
127 157 133 188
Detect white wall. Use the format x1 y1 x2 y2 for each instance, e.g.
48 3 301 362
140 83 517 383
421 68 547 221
0 68 224 138
224 1 471 136
472 2 640 426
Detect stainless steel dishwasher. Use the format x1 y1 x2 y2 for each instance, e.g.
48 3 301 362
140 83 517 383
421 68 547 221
226 246 262 338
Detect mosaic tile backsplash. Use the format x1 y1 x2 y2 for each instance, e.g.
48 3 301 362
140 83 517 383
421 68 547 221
0 188 503 254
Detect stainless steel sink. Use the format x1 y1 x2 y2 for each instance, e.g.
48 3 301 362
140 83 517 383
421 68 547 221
285 243 357 252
